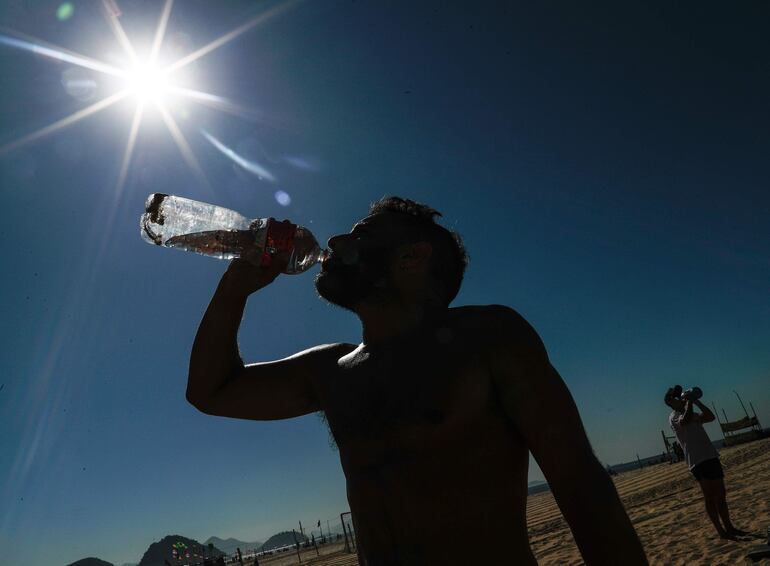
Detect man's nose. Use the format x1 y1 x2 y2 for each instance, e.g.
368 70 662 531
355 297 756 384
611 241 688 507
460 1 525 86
327 234 343 250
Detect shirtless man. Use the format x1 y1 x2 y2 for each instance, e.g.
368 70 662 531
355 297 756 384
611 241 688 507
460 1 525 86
187 197 647 565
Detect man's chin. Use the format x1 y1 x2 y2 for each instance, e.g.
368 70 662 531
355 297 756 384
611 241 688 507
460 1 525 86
314 272 358 311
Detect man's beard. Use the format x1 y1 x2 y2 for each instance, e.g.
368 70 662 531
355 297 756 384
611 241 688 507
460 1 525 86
314 247 392 311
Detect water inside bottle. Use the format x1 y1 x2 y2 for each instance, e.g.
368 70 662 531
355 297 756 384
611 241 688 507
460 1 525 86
164 229 256 260
140 193 251 250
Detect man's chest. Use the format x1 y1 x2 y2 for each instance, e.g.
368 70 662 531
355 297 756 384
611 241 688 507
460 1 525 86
317 341 492 451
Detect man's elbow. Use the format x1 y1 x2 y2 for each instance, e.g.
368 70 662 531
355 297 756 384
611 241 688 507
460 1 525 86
185 364 240 414
185 374 225 415
186 388 214 414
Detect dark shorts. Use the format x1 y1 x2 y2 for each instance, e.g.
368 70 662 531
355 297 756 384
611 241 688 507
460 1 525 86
691 458 723 481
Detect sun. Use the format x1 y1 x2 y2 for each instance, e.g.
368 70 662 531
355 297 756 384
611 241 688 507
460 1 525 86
125 62 170 103
0 0 301 191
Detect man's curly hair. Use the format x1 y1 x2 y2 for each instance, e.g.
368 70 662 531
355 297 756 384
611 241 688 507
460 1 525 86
368 196 469 306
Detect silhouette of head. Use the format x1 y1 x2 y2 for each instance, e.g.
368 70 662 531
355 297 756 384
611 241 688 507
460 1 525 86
315 196 468 311
664 385 685 411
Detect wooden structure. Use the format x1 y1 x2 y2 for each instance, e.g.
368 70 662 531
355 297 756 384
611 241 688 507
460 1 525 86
340 512 356 554
715 398 764 447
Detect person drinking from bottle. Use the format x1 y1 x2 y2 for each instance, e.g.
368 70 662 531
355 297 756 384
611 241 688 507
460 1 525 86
664 386 746 540
187 196 647 565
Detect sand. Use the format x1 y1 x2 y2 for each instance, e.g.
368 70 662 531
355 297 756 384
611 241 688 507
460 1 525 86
527 437 770 565
258 438 769 565
253 541 359 566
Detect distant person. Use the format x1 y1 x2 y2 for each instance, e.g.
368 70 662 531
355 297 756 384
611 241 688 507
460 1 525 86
671 440 684 462
187 197 647 565
665 386 746 539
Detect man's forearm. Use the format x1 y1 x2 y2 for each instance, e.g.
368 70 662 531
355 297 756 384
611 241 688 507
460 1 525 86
681 399 695 422
557 463 647 565
186 275 248 409
693 399 714 420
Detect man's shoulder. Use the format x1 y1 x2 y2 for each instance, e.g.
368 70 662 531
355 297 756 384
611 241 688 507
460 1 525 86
290 342 357 362
448 304 531 327
320 342 358 355
669 410 679 424
288 343 358 383
448 304 545 355
670 410 695 428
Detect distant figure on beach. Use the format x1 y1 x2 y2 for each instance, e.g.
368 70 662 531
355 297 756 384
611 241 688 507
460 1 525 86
665 386 746 540
671 440 684 462
187 197 647 565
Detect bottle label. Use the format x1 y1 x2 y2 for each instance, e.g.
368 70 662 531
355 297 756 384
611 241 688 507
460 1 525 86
248 218 297 267
261 219 297 267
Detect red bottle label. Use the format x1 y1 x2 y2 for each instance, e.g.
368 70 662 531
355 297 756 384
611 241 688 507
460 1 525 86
261 218 297 267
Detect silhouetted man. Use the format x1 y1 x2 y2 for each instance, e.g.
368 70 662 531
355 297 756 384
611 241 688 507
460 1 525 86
188 197 647 565
664 387 745 540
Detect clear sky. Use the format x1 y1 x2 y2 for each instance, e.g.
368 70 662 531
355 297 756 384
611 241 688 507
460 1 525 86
1 1 768 564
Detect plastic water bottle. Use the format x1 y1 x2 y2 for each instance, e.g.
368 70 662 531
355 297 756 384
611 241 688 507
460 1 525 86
682 387 703 401
140 193 326 274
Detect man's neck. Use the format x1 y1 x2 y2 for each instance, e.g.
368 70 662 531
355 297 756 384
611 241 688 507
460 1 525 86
357 301 443 348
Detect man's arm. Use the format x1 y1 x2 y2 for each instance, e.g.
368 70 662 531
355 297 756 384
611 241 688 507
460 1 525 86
486 306 647 565
693 399 715 423
678 399 696 424
187 258 352 420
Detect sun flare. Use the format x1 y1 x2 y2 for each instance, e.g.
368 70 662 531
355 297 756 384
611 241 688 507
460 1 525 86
0 0 301 192
125 63 170 103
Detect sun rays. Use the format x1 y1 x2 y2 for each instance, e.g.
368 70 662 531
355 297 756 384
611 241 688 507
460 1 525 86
0 0 300 193
0 1 309 537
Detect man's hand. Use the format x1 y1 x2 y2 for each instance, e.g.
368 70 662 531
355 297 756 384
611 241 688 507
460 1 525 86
679 399 696 424
220 254 289 299
693 399 716 423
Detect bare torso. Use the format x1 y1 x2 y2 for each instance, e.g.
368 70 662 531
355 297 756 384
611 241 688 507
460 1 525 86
313 306 537 565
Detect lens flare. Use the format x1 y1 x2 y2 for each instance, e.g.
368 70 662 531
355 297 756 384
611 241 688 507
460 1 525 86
0 0 302 189
275 190 291 206
125 63 169 102
56 3 75 22
201 129 276 182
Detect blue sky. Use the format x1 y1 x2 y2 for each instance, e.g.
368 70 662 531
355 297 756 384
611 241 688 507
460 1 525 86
1 1 768 564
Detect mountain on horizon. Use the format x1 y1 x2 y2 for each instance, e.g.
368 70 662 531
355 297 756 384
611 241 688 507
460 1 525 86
205 536 263 555
66 559 114 566
261 530 309 551
138 534 224 566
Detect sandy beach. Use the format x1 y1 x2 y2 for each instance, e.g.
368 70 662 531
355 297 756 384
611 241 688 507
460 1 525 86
251 541 359 566
253 438 770 566
528 437 770 565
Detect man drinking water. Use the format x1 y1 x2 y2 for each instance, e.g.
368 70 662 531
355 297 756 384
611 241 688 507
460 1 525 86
187 196 647 565
665 386 746 540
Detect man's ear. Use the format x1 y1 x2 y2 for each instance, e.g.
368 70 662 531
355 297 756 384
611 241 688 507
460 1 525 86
398 242 433 271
